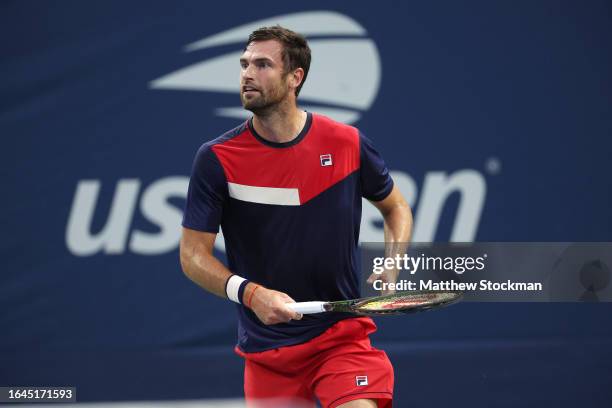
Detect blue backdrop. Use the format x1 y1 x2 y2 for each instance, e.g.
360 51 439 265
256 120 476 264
2 1 611 406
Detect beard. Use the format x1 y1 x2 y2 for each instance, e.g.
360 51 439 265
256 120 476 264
241 78 291 115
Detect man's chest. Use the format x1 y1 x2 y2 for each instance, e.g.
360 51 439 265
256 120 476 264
213 139 359 205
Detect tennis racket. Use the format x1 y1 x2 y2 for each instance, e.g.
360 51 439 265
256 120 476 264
286 290 462 316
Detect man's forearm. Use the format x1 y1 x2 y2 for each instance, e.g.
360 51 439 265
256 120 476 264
381 200 413 290
367 186 414 291
179 236 233 299
383 201 413 256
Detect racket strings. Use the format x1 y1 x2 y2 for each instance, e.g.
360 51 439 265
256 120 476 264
356 292 460 312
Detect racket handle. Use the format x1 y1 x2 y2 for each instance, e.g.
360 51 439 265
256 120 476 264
286 301 327 314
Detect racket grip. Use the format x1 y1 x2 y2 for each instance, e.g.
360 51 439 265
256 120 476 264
286 301 327 314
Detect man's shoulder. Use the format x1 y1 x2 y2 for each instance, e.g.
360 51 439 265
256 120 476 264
311 113 360 143
312 112 358 133
195 120 249 155
210 121 249 147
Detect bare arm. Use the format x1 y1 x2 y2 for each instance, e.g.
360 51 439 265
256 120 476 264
179 227 301 324
366 185 413 293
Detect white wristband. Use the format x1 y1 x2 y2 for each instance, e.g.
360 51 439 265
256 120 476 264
226 275 247 304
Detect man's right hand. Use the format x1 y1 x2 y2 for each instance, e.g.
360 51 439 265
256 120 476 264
244 284 303 325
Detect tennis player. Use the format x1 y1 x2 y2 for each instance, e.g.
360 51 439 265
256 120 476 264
180 26 412 408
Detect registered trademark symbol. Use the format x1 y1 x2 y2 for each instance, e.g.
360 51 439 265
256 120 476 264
485 157 501 175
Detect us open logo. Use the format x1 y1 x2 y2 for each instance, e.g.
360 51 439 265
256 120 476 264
356 376 368 386
149 11 381 125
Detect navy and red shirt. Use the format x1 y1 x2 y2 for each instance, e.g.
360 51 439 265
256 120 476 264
182 112 393 352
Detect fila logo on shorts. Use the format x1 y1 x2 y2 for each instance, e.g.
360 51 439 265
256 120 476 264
356 375 368 386
320 154 333 167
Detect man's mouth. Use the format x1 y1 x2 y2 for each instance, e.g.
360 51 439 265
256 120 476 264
242 85 260 93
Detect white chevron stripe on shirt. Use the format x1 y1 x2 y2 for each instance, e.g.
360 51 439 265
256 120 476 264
227 182 300 206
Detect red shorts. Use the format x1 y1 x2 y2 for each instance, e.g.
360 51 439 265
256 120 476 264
235 317 394 408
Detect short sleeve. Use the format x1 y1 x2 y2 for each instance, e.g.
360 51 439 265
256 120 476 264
359 131 394 201
182 144 228 232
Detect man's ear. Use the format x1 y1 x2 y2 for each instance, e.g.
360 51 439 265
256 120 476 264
290 68 305 92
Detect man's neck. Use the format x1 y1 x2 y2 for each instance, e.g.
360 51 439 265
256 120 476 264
252 102 307 144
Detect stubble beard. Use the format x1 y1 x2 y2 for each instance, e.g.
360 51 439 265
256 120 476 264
241 78 292 116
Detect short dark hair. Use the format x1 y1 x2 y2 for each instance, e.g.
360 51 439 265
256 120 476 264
246 25 311 97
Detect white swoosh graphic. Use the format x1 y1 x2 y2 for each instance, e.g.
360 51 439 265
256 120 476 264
149 11 381 124
150 39 380 111
183 10 366 52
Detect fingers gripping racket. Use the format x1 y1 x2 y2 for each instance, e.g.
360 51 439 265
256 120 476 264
287 291 462 315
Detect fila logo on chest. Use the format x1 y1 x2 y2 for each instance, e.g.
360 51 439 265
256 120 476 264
320 154 333 167
355 375 368 386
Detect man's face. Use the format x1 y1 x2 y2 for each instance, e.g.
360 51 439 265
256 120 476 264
239 40 292 113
